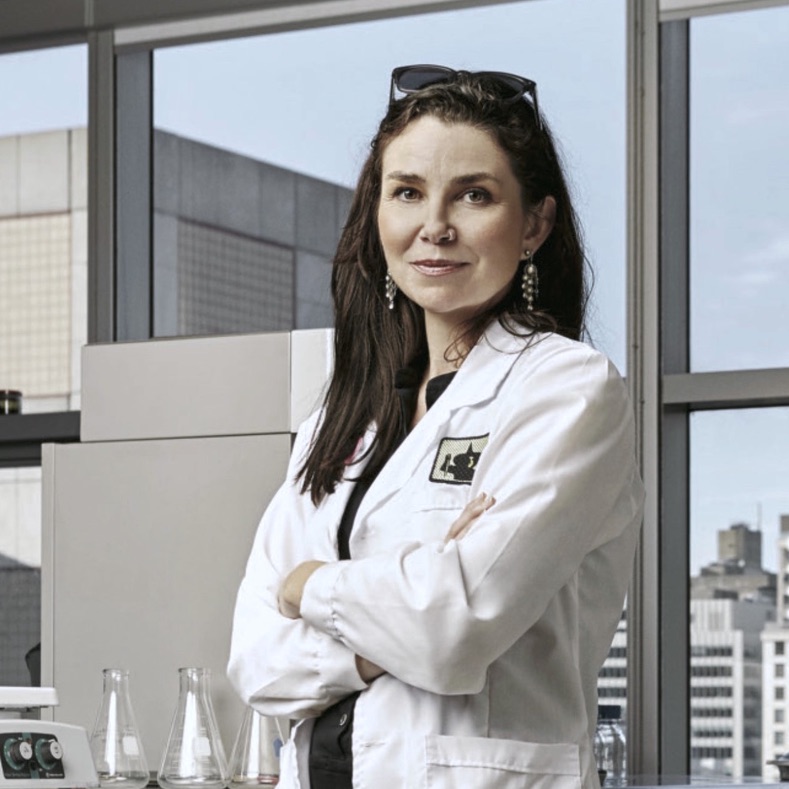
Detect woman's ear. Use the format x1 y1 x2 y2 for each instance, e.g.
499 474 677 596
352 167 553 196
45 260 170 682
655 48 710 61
523 196 557 256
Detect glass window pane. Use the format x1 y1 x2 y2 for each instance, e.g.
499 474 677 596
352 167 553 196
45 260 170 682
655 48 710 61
690 6 789 372
0 44 88 413
0 467 42 686
690 407 789 779
153 0 627 371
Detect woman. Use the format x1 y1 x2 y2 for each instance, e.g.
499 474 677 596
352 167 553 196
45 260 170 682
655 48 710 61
228 65 644 788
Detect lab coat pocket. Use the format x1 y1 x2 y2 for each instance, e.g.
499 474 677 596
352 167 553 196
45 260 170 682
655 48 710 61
411 492 464 544
424 735 582 789
406 485 470 520
371 488 466 548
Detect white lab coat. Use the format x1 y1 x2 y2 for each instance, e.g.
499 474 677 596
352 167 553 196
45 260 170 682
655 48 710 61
228 323 644 789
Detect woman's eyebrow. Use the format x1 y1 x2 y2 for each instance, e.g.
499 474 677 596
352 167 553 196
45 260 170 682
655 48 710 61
384 171 425 183
383 171 501 184
453 172 501 185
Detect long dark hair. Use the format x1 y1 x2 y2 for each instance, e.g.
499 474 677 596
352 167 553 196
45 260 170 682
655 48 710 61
298 71 589 503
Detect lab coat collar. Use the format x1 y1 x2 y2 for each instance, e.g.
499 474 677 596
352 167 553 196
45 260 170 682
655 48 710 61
350 320 541 532
445 319 538 409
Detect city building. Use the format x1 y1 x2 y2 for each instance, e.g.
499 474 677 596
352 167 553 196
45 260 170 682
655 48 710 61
761 515 789 779
692 524 776 602
599 581 773 779
690 596 771 778
598 610 628 711
688 523 775 778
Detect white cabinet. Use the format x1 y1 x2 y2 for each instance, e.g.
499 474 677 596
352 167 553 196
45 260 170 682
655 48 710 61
40 330 332 769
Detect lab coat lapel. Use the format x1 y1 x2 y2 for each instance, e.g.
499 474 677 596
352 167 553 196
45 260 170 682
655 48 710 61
351 322 533 529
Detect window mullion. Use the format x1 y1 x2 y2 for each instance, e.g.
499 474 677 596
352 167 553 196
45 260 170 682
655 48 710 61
659 17 691 776
87 29 116 343
115 49 153 341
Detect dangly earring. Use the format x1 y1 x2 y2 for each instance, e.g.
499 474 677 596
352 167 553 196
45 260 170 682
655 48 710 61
521 251 538 311
385 272 398 310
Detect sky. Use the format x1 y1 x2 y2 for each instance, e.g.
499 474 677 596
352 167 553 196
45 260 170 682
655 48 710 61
689 8 789 373
0 0 788 574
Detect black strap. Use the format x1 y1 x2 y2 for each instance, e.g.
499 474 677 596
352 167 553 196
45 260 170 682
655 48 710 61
336 478 371 561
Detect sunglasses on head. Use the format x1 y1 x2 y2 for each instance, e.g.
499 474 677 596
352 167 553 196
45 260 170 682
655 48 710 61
389 64 542 128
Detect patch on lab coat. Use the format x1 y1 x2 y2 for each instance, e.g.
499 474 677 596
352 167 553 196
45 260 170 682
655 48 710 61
430 434 489 485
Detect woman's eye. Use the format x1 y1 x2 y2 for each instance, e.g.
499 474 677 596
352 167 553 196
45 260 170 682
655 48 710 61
463 188 491 204
393 187 420 201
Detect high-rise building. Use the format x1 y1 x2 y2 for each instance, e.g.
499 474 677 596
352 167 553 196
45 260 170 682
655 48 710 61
692 522 775 602
597 609 627 710
598 521 777 777
596 580 773 779
690 596 771 778
719 522 764 569
761 515 789 779
686 522 775 778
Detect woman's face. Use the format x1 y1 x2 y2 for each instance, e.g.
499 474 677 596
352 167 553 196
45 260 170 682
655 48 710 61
377 116 550 330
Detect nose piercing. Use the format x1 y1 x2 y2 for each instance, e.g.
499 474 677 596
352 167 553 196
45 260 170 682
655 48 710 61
439 227 456 242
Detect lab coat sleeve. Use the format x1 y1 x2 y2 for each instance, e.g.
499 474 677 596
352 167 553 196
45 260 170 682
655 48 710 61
299 344 644 695
227 415 368 719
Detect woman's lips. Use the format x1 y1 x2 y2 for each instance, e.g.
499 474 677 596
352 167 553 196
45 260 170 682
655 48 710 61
410 259 468 276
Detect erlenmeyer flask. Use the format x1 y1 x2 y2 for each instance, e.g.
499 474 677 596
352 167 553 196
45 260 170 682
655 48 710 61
228 707 288 787
89 668 150 789
158 668 228 789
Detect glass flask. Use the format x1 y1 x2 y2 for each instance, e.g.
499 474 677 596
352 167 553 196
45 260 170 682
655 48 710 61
594 704 627 787
228 707 288 787
89 668 150 789
158 668 229 789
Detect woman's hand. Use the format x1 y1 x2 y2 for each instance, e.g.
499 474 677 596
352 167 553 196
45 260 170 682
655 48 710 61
278 560 326 619
444 492 496 543
355 655 386 683
279 562 387 682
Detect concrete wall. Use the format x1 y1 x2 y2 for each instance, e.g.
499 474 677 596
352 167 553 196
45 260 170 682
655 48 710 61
152 129 351 337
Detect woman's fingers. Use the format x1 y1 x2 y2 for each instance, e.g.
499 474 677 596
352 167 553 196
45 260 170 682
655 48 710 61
278 560 326 619
444 492 496 543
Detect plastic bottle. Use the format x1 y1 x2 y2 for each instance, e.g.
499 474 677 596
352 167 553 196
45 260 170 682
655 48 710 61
594 723 607 786
89 668 150 789
595 704 627 787
158 668 229 789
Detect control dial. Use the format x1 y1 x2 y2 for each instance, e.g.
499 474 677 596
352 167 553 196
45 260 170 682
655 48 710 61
11 740 34 763
3 738 33 770
34 738 63 769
